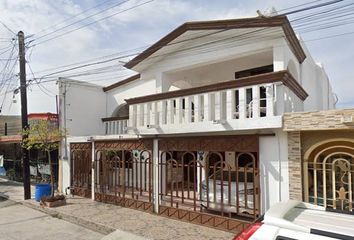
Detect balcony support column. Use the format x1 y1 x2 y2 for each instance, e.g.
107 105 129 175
238 88 247 119
175 98 183 124
252 86 260 119
226 90 235 120
194 95 201 122
266 84 274 117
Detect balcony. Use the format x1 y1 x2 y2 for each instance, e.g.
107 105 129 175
125 71 307 135
102 117 128 135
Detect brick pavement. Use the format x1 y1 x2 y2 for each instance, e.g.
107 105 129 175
0 178 234 240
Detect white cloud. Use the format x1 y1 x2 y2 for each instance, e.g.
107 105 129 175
0 0 353 115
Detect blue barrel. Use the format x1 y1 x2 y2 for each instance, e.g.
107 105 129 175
35 183 51 202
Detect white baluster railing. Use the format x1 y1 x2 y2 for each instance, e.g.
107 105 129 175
127 83 277 130
104 119 128 135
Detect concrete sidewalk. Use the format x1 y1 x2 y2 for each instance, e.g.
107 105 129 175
0 196 104 240
0 178 234 240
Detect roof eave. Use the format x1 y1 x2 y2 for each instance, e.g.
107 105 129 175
124 15 306 70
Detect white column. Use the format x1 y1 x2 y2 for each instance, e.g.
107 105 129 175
175 98 183 124
128 105 137 128
203 93 210 122
91 141 95 201
194 95 201 122
155 101 161 126
144 103 150 126
167 99 174 124
214 92 221 120
209 93 215 121
149 103 155 125
226 89 235 120
153 139 159 213
220 91 226 120
252 85 260 119
186 96 193 123
238 88 247 119
134 105 138 128
275 84 285 115
137 104 144 127
152 102 158 126
266 84 274 116
161 100 167 125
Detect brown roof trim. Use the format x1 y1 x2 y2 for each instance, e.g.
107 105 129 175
124 16 306 69
125 71 308 105
103 74 140 92
102 116 129 122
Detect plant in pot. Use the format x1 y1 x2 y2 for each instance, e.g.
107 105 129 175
22 120 67 207
6 168 16 181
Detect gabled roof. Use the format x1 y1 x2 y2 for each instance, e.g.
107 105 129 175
103 74 140 92
124 15 306 69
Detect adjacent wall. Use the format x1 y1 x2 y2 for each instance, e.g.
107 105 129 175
58 79 106 136
259 130 289 213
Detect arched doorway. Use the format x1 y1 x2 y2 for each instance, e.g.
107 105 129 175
304 139 354 212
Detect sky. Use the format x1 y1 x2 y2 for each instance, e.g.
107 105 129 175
0 0 353 115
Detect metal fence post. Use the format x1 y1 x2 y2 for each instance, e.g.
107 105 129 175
91 140 95 201
153 139 159 213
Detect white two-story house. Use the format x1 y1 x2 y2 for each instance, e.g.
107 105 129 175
58 15 335 233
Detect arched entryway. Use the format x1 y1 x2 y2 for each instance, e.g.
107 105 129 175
303 139 354 212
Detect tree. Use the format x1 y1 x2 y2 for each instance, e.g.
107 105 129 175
22 120 65 197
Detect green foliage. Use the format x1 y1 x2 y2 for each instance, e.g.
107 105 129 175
6 168 16 177
21 120 66 152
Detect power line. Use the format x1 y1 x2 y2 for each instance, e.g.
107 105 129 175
23 28 354 89
32 0 154 47
33 0 116 36
27 61 56 97
27 0 345 78
282 0 343 15
0 19 16 35
32 0 130 42
278 0 325 12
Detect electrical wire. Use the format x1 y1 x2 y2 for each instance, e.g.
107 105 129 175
0 19 16 35
32 0 131 42
33 0 116 37
31 0 154 47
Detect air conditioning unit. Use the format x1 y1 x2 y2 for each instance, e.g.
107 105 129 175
341 115 354 124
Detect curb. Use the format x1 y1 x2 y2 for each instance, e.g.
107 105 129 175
21 201 115 235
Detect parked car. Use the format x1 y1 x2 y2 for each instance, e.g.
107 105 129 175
200 170 256 215
234 200 354 240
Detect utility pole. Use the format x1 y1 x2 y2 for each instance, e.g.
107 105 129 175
18 31 31 200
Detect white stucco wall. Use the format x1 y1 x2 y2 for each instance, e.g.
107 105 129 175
58 79 106 136
106 77 157 117
259 129 289 213
299 42 336 111
163 51 273 89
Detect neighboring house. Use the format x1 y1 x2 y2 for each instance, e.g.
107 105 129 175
58 15 337 233
0 113 59 182
284 109 354 213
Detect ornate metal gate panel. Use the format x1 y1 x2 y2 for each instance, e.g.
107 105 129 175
94 139 154 213
306 151 354 211
158 135 259 233
70 143 92 198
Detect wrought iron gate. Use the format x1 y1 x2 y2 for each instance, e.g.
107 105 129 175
70 136 259 234
70 143 92 198
158 135 259 233
94 140 154 213
306 152 354 211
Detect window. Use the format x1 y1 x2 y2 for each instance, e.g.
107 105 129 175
235 65 273 79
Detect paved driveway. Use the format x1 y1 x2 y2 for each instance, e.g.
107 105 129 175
0 196 104 240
